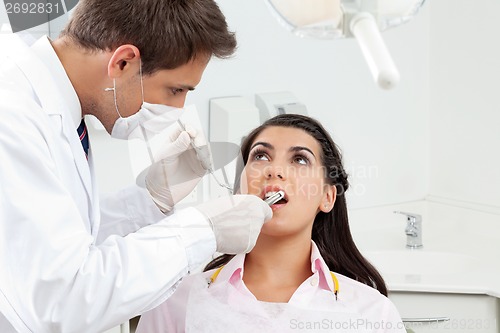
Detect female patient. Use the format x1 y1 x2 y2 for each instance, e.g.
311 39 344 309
137 114 405 332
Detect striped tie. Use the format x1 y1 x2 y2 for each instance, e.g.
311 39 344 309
77 119 89 159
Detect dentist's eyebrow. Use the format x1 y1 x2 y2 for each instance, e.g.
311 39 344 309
177 84 195 91
250 142 273 150
290 146 316 159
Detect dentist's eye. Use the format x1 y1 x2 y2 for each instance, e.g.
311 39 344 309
171 88 184 96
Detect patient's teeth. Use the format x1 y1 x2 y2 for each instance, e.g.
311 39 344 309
264 190 285 205
265 191 278 198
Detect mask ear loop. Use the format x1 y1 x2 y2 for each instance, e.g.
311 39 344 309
104 79 122 118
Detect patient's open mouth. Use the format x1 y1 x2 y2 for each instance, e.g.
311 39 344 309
264 190 288 205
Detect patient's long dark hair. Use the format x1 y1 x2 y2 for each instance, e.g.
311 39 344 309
204 114 388 296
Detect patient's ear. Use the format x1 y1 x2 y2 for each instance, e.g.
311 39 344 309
319 185 336 213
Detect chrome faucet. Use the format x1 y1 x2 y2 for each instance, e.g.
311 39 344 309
394 211 423 249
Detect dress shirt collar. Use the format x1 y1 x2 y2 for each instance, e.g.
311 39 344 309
213 240 336 294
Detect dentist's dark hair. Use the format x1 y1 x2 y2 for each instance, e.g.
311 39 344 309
204 114 388 297
60 0 236 74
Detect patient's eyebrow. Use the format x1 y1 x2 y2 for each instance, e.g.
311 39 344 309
250 142 273 150
290 146 316 159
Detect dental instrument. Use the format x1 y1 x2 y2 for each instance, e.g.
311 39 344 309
177 120 233 194
264 190 285 206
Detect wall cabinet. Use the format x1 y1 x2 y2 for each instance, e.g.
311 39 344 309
389 292 499 333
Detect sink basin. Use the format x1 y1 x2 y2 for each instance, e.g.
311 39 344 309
363 250 477 275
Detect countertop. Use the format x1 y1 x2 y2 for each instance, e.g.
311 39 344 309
348 199 500 298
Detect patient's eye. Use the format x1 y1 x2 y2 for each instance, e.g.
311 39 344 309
250 148 270 161
293 154 309 165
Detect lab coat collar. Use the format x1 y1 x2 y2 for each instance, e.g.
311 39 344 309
214 240 336 294
30 36 82 128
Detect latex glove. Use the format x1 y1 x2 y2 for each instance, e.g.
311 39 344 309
144 122 209 213
194 195 273 254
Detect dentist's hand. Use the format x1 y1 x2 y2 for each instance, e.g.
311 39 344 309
142 122 208 213
194 195 273 254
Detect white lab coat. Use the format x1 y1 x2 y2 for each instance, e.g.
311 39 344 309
0 35 216 333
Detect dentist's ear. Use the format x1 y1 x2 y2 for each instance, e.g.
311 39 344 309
107 44 141 79
320 185 336 213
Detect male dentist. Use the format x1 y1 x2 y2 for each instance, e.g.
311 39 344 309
0 0 272 332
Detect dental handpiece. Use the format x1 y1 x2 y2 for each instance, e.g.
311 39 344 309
264 190 285 206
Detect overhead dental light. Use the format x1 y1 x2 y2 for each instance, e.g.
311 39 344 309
265 0 426 90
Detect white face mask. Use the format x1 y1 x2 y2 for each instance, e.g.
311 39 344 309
108 65 183 140
111 101 184 140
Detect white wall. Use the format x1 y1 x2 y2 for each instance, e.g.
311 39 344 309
0 3 7 27
428 0 500 210
187 0 430 209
